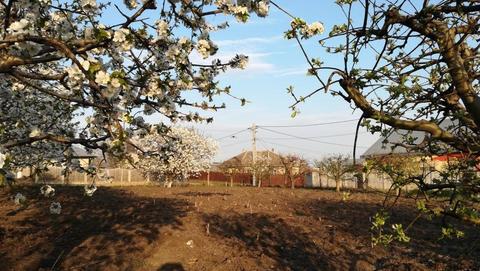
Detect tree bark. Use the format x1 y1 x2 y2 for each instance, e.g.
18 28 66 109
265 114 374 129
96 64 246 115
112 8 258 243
336 179 341 192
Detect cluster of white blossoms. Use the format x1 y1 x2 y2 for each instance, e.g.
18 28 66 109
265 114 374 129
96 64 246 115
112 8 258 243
81 0 97 9
14 193 26 205
29 128 42 138
257 1 269 17
112 28 133 51
40 185 55 197
230 5 249 22
197 39 212 59
136 127 218 182
286 18 325 40
0 153 6 168
156 20 169 39
301 21 325 38
231 54 249 69
49 202 62 215
84 184 97 197
7 19 31 35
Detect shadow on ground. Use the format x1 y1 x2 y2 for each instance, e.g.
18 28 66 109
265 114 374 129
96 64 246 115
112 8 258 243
175 191 232 197
157 262 185 271
203 212 332 270
294 197 480 270
0 186 190 271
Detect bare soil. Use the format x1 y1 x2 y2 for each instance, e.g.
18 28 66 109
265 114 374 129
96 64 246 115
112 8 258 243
0 185 478 271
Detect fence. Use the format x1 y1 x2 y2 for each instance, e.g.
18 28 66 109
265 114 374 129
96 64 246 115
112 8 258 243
19 167 424 191
318 172 421 191
20 167 147 186
192 171 306 188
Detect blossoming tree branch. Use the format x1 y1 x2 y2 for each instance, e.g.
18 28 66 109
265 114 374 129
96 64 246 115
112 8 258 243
282 0 480 227
0 0 280 171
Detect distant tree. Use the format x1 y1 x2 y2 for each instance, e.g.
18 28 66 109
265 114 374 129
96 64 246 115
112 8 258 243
280 154 310 189
219 158 243 187
251 156 274 188
135 127 217 185
316 154 352 192
375 156 421 188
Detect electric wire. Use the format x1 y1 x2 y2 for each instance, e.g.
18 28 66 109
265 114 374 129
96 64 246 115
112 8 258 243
258 127 369 148
215 128 249 141
257 119 358 128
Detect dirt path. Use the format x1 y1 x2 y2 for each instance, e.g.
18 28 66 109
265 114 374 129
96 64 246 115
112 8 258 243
0 185 478 270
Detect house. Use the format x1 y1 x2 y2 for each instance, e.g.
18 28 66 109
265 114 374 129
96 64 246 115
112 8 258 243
358 119 480 189
360 125 458 172
71 146 101 168
220 149 286 174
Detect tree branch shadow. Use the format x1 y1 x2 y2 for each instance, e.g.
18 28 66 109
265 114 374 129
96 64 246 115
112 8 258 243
0 186 190 271
203 212 332 270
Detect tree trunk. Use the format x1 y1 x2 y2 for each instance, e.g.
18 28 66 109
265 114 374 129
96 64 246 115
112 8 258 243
291 177 295 189
364 174 369 190
258 179 262 188
335 179 341 192
230 176 233 187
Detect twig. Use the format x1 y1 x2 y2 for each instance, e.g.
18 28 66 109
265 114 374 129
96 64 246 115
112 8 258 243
50 250 64 270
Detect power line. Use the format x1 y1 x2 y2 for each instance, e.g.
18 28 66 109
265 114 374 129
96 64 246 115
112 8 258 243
259 131 369 140
257 118 358 128
215 128 249 141
258 127 368 148
258 139 323 155
220 139 251 148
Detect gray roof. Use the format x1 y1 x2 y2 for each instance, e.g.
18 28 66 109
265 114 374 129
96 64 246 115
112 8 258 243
72 146 101 158
222 150 284 167
361 130 426 158
361 119 456 158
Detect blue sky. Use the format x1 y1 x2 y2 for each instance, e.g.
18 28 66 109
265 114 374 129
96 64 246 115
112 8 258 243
185 1 379 161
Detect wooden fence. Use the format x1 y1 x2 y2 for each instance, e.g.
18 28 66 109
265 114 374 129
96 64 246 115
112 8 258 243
18 167 426 191
21 167 147 185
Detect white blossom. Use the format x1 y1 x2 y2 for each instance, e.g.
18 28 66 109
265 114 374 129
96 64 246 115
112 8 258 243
229 6 249 22
40 185 55 197
0 153 5 168
95 71 111 86
7 19 30 35
257 1 269 17
49 202 62 214
80 0 96 8
124 0 138 9
113 28 133 51
14 193 26 205
156 20 169 38
84 184 97 196
197 39 211 59
110 78 122 88
301 21 325 38
80 60 90 71
29 128 41 138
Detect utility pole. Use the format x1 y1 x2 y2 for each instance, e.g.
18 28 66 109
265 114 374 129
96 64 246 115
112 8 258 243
251 124 257 187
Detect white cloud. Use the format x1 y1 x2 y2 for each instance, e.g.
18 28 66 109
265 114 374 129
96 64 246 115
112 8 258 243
274 67 309 77
190 50 280 75
215 35 283 47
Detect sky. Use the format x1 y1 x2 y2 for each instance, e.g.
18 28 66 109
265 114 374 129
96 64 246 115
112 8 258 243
185 1 380 162
100 1 381 162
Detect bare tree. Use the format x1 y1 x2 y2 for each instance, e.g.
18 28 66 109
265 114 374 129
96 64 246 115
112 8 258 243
280 154 310 189
316 154 352 192
219 159 243 187
251 157 274 188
